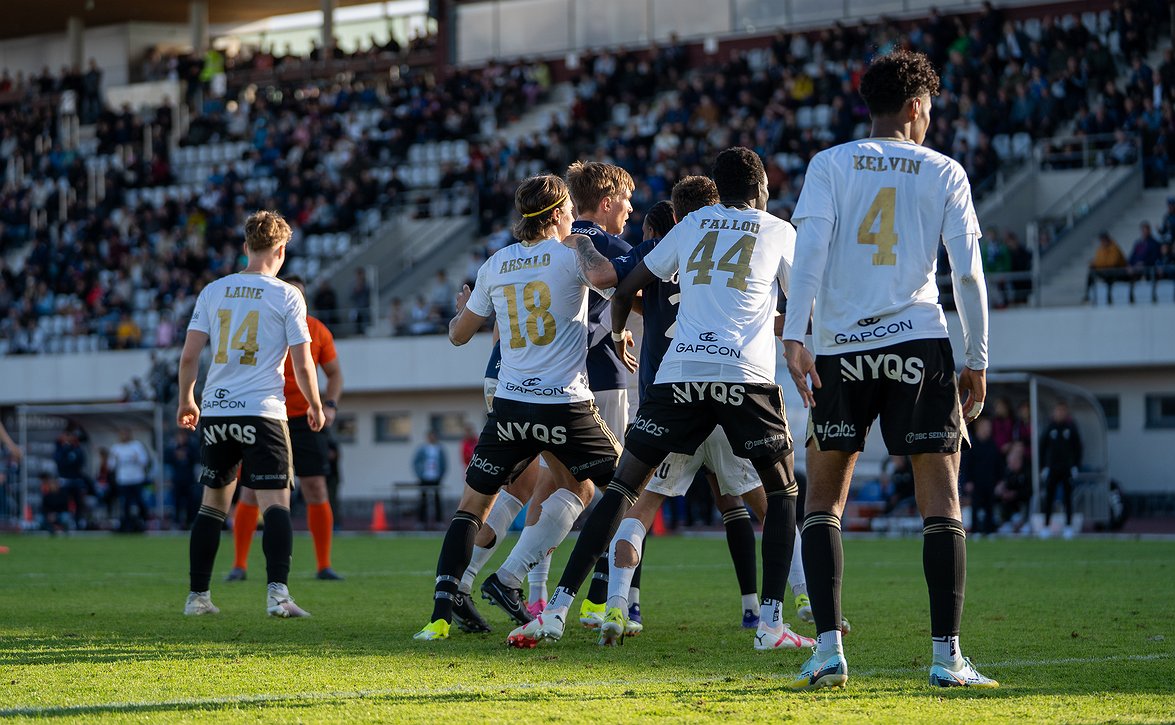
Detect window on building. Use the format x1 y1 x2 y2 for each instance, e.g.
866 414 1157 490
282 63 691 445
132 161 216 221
1096 396 1120 431
430 412 469 441
332 413 358 444
1144 395 1175 430
374 412 412 442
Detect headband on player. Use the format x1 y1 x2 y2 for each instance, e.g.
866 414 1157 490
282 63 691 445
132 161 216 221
521 193 568 218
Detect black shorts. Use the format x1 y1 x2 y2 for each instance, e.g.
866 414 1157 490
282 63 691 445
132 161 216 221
808 338 967 456
465 398 621 495
624 382 792 465
198 416 294 490
288 415 330 478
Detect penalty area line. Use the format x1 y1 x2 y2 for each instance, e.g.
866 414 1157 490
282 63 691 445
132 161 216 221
2 652 1171 717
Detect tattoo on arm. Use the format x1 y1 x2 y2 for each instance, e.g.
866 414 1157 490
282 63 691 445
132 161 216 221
575 234 612 283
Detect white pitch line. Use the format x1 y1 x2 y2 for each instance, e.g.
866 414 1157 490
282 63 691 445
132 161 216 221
2 652 1170 717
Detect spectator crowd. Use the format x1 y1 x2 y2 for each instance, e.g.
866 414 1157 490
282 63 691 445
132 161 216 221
1 0 1172 353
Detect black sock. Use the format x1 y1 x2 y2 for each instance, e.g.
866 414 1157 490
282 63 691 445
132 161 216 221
802 512 844 634
555 483 637 594
722 506 757 596
761 491 797 602
262 505 294 586
587 556 609 603
431 511 482 623
923 516 967 638
189 505 226 592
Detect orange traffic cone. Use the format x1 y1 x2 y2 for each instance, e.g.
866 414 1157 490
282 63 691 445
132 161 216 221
370 501 389 532
651 506 666 536
23 503 33 525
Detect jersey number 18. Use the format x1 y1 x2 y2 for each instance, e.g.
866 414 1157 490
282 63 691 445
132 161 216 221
504 281 556 349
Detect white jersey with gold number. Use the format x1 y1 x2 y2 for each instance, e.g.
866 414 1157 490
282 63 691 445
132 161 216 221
790 139 980 354
466 238 603 404
643 203 795 385
188 272 310 420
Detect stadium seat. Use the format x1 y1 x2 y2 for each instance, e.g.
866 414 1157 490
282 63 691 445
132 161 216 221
796 106 814 130
1012 133 1033 160
813 104 832 129
1109 281 1133 305
1153 279 1175 304
1093 280 1110 306
992 134 1011 159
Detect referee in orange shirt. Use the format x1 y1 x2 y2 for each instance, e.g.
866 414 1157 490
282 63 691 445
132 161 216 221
227 276 345 581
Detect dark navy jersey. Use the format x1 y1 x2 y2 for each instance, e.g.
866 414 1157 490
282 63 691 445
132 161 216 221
611 237 678 401
485 340 501 381
572 220 632 391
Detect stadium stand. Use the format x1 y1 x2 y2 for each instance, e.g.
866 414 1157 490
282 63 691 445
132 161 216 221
1 0 1171 353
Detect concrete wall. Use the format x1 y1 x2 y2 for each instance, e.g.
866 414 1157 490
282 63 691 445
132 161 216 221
0 25 132 87
5 303 1175 498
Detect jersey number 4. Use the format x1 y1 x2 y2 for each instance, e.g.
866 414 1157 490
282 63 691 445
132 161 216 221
213 309 260 366
504 281 556 349
686 232 757 291
857 187 898 266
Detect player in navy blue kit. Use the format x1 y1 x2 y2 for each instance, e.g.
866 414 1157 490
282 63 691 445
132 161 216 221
564 161 637 627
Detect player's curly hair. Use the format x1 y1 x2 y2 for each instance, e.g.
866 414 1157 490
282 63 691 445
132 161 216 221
566 161 634 214
671 175 719 219
643 200 676 239
712 147 765 203
244 211 292 252
859 49 941 117
512 174 570 242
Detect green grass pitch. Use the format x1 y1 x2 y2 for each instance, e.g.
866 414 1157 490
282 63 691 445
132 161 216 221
1 533 1172 723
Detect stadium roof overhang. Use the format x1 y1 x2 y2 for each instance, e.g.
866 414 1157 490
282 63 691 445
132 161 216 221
5 0 382 41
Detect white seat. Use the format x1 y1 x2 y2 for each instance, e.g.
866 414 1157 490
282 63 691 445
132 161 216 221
992 134 1011 159
1153 279 1175 304
1109 281 1133 305
796 106 814 130
307 235 324 257
1093 280 1110 306
1012 133 1033 160
306 258 321 278
813 104 832 129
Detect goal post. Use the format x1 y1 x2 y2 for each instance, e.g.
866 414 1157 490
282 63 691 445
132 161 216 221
12 402 165 529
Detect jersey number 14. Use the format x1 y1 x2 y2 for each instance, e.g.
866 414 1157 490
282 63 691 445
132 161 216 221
213 309 260 366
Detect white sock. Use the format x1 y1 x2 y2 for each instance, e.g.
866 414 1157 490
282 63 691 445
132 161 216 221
267 582 288 597
460 491 524 592
460 545 493 594
760 597 784 629
789 525 807 599
933 636 962 665
816 630 843 656
528 553 551 603
607 518 645 612
629 587 640 607
498 488 584 590
547 586 575 612
742 593 760 615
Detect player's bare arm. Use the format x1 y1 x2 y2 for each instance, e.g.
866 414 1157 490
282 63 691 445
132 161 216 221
290 342 324 431
176 329 208 430
448 284 488 346
321 358 343 427
565 232 618 289
610 260 656 372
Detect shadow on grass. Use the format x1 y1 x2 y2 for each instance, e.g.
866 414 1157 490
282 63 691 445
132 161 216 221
5 674 1175 720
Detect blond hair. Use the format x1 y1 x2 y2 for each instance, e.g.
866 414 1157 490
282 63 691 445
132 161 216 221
565 161 634 215
512 175 569 242
244 211 292 252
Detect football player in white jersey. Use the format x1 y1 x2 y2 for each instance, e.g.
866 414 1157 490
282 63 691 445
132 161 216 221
508 148 802 650
177 211 324 618
782 49 996 690
415 174 621 641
